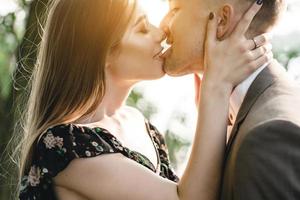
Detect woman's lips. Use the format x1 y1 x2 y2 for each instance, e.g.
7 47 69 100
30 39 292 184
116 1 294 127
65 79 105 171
159 46 172 59
153 47 164 59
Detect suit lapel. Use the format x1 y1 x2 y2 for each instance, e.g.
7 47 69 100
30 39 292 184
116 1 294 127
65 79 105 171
225 62 284 157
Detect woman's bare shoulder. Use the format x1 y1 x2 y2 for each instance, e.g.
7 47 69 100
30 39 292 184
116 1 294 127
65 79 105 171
54 152 178 200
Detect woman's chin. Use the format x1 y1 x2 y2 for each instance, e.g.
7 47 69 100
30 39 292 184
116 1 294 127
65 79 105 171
152 60 166 73
145 70 165 80
152 70 166 80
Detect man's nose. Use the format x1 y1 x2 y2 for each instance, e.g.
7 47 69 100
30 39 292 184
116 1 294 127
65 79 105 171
149 24 167 43
159 29 167 42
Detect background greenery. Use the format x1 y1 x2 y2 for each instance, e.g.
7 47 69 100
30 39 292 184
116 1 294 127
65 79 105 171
0 0 299 199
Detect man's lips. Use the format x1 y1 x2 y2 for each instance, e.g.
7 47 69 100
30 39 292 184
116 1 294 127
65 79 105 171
153 40 172 60
153 47 164 59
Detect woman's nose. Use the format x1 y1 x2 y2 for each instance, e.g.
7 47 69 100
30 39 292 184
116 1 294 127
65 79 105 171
158 28 167 43
149 23 167 43
159 20 172 44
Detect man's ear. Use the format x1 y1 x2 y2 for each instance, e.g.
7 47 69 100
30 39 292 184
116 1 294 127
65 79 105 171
217 4 234 40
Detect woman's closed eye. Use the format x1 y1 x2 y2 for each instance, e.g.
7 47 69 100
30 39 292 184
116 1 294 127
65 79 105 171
170 8 180 16
136 20 149 34
133 15 150 34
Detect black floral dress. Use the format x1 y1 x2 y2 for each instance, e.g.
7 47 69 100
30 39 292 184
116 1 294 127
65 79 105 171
19 121 179 200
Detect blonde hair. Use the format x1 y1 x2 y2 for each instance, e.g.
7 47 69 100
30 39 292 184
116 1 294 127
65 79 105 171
13 0 136 196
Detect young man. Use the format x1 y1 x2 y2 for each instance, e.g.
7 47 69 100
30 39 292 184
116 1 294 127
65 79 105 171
161 0 300 199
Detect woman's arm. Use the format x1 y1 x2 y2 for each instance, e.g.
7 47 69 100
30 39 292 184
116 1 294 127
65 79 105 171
54 2 271 200
178 82 231 200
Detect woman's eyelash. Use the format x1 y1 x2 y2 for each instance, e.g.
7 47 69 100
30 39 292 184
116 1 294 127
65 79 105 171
172 8 179 12
138 21 148 33
171 8 180 15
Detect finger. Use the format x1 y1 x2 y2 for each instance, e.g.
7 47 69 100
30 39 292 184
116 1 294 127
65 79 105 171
245 32 272 50
253 32 272 48
250 43 272 60
232 0 263 37
204 12 218 51
247 51 273 74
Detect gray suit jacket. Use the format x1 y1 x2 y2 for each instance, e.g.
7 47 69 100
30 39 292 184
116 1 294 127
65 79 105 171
220 60 300 200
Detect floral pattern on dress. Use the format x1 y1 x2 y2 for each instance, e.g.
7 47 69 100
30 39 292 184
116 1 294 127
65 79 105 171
28 166 41 187
147 122 180 182
43 132 64 149
19 122 179 200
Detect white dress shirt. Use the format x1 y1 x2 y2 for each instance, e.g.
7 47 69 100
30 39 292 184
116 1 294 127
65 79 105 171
227 62 269 142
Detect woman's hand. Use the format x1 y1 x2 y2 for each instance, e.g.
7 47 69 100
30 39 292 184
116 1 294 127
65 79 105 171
202 1 273 93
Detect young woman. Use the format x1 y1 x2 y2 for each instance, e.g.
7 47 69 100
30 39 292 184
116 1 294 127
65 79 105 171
16 0 271 199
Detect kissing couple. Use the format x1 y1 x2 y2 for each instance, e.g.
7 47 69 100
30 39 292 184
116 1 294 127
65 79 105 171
16 0 300 200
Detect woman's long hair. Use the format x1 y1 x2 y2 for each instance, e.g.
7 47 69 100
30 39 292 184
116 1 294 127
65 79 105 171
13 0 136 195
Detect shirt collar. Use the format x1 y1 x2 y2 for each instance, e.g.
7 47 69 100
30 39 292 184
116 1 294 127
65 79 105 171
229 62 269 125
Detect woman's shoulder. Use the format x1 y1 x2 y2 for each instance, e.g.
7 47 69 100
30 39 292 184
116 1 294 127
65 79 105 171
20 124 124 199
33 124 122 175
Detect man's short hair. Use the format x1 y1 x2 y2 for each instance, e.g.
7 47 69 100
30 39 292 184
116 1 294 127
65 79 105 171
237 0 286 37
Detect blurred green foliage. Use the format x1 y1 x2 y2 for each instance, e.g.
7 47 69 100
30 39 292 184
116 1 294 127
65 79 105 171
274 49 300 69
0 13 18 98
165 130 190 169
127 90 158 119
